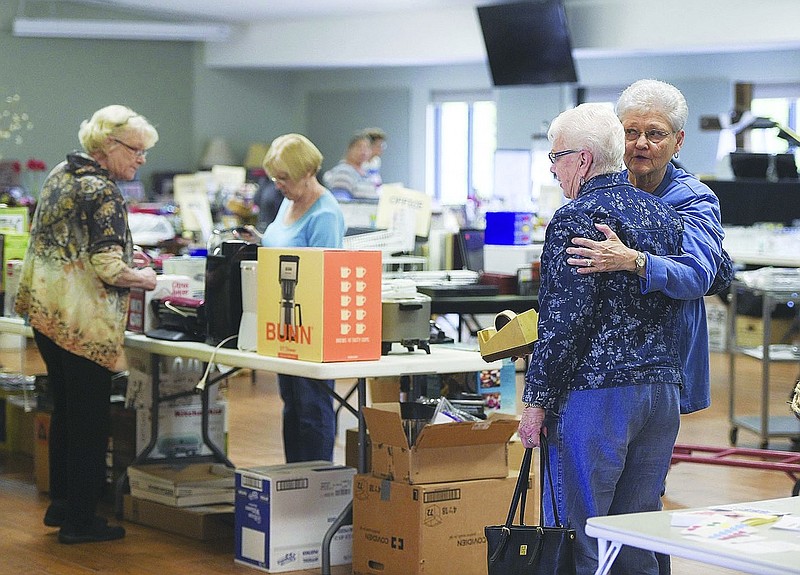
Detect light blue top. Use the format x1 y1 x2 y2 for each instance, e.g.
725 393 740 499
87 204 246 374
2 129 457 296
261 189 345 249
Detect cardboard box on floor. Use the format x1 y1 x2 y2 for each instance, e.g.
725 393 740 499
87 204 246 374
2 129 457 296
352 473 528 575
256 247 382 362
362 404 518 484
345 427 372 471
235 461 355 573
123 495 234 540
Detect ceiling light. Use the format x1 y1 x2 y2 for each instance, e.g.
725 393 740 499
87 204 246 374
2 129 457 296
12 17 232 42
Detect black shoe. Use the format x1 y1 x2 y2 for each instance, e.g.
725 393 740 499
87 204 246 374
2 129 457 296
58 517 126 544
44 500 68 527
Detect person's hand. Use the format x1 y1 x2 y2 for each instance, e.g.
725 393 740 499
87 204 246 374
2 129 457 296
139 267 158 291
566 223 637 274
241 225 263 241
519 406 545 448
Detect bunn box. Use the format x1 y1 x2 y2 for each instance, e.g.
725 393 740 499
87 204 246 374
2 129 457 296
256 248 382 362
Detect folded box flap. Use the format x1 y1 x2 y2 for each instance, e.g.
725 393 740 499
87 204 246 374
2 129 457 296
362 405 409 448
414 417 518 449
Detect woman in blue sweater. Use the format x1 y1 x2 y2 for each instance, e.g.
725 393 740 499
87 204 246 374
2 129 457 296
253 133 345 462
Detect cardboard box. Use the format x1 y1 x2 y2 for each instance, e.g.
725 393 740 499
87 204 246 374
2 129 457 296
345 427 371 471
352 473 524 575
127 274 193 333
5 395 34 455
125 346 211 409
235 461 355 573
478 359 517 415
33 410 50 492
123 495 234 540
256 247 382 362
705 296 728 352
135 399 226 460
128 462 234 507
161 255 207 299
734 315 795 348
362 404 517 484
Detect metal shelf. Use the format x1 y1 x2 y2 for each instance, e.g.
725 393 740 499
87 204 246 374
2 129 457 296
728 280 800 449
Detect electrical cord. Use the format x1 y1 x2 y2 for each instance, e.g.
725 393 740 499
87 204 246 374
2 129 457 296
195 334 238 392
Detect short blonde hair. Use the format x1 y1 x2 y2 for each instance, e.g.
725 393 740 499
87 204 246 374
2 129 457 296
263 133 324 182
78 105 158 154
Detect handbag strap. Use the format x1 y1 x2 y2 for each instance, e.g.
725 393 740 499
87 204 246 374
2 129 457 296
539 432 565 528
502 443 533 528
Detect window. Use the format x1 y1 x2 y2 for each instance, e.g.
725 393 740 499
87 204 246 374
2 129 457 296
427 93 496 205
750 96 800 154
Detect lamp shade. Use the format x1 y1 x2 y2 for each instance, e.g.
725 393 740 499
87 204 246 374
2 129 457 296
200 137 236 169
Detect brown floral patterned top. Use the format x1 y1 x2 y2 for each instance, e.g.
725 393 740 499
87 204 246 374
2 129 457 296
15 152 134 371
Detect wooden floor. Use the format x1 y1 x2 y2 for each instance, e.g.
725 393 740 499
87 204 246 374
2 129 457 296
1 338 798 574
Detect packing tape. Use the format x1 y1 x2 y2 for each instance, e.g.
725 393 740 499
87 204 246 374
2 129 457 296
494 309 516 331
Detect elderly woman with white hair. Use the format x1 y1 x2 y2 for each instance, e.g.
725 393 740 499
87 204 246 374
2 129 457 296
518 103 684 575
16 105 159 544
565 79 732 418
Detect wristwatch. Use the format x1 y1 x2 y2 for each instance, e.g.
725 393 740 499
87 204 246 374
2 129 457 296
633 251 646 275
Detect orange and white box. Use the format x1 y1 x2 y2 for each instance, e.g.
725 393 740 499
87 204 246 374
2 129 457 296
256 248 381 362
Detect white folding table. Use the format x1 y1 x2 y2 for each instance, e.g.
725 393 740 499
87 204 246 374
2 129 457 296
586 496 800 575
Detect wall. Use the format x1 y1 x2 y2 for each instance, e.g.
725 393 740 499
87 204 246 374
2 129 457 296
0 0 196 188
4 0 800 198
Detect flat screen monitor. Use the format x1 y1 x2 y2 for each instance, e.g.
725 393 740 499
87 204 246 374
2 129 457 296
456 229 486 273
477 0 578 87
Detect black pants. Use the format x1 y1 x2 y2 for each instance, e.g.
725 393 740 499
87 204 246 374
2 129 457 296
34 330 113 527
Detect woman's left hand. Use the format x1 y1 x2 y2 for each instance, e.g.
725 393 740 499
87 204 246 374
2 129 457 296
519 406 545 448
566 222 636 273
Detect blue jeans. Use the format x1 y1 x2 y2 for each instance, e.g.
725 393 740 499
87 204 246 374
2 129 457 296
542 383 680 575
278 374 335 463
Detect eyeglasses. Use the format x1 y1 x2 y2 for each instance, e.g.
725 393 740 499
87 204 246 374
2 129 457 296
269 174 291 184
548 149 580 164
624 128 673 144
112 138 147 158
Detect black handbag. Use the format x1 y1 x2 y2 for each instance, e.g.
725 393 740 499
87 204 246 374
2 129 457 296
485 433 577 575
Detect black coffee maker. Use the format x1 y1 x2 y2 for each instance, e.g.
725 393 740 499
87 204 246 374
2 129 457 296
205 239 258 348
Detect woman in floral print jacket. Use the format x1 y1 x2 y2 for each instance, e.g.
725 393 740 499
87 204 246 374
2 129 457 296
16 105 158 545
518 103 683 575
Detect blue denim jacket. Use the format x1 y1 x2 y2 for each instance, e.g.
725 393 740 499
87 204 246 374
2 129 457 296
523 172 683 410
636 163 728 413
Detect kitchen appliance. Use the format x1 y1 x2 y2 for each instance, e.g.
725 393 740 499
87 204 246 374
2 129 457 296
146 296 206 342
381 291 432 355
238 260 258 351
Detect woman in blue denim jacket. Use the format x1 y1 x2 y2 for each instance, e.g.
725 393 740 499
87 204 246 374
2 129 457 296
565 79 733 415
518 103 683 575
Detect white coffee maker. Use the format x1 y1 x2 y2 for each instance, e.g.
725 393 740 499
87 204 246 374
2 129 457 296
237 260 258 351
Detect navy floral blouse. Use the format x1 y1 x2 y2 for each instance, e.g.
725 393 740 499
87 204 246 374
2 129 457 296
523 172 684 411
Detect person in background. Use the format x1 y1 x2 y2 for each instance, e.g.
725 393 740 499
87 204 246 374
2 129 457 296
247 133 345 462
565 79 733 418
518 103 683 575
15 105 159 544
361 127 387 189
322 133 376 200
